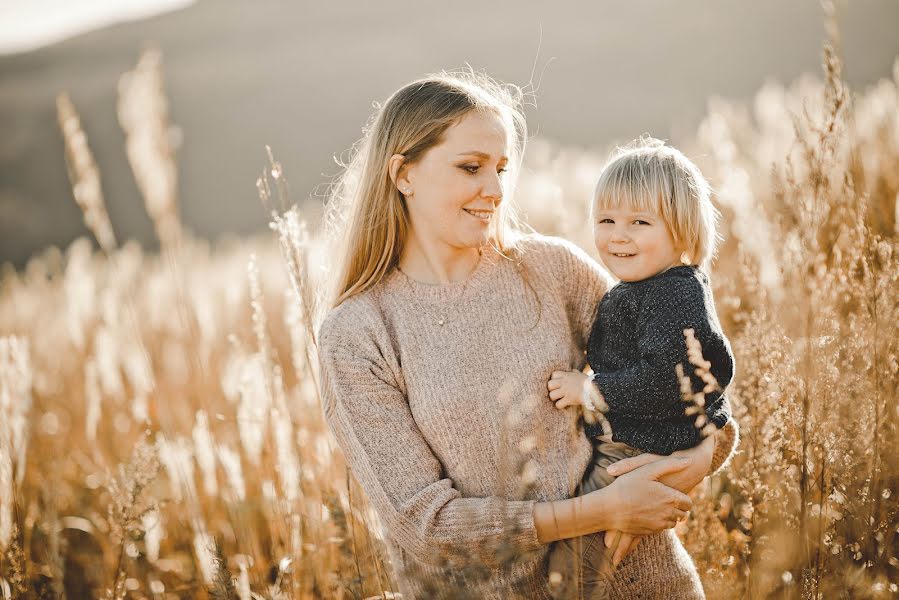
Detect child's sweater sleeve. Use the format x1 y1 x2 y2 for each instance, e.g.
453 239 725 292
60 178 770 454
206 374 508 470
591 274 734 423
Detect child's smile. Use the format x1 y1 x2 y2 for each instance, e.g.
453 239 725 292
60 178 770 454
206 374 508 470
593 208 684 282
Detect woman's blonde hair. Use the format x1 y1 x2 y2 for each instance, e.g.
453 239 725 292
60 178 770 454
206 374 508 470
325 71 528 308
593 136 721 270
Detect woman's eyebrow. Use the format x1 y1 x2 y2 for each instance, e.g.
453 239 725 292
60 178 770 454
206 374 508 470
456 151 509 161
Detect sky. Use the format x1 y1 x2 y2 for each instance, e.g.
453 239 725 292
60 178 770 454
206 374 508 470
0 0 194 55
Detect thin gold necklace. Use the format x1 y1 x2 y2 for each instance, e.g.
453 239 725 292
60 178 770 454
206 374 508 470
399 250 482 327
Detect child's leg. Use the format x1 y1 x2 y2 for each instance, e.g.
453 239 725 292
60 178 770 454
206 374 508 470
546 441 643 600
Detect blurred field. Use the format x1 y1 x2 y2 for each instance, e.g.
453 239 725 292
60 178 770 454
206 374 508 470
4 0 899 268
1 36 898 600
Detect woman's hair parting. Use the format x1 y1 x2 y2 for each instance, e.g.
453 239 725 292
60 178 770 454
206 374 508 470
593 136 721 270
324 71 529 308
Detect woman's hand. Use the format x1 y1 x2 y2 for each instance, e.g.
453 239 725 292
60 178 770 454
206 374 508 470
592 456 693 535
601 433 717 565
606 432 715 494
533 454 694 544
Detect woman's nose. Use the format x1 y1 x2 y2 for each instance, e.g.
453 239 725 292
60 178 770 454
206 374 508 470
482 172 503 202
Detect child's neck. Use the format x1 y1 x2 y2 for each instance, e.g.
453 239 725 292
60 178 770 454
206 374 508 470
622 261 688 283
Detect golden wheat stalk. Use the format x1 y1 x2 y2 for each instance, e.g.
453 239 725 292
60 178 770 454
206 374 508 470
117 47 182 251
56 93 118 254
260 147 323 402
676 328 721 437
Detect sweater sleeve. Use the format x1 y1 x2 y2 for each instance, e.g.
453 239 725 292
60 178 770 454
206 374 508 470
318 299 543 568
556 238 615 352
592 275 735 422
709 418 740 475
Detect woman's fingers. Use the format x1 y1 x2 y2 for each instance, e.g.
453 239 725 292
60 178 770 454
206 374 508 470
605 452 664 477
640 456 694 480
604 529 621 548
613 534 641 566
671 490 693 512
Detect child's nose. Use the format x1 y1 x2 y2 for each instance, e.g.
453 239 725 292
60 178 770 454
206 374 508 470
611 227 630 243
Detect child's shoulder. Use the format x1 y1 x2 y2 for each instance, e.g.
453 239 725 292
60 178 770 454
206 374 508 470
636 266 709 307
646 265 706 291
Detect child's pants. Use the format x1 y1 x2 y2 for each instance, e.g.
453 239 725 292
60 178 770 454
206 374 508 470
545 441 643 600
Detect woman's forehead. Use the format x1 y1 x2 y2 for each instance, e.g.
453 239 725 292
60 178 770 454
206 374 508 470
438 111 510 158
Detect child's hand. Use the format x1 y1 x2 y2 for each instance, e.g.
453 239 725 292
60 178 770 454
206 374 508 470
547 370 590 409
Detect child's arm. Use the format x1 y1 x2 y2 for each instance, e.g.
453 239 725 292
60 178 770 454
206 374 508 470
591 275 734 423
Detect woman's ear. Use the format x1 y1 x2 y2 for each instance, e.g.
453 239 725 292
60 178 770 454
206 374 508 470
388 154 413 196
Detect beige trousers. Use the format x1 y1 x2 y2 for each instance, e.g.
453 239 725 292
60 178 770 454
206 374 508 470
545 441 643 600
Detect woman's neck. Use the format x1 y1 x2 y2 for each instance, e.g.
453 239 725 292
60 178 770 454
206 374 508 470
398 233 482 285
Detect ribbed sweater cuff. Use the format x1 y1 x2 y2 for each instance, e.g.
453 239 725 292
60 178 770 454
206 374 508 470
709 419 739 475
510 499 543 554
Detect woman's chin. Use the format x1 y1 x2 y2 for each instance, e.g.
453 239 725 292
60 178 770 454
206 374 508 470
456 229 491 249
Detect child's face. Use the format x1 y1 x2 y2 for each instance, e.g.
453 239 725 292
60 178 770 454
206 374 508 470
593 206 683 282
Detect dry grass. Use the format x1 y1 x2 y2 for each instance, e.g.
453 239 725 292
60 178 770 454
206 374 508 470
1 35 897 600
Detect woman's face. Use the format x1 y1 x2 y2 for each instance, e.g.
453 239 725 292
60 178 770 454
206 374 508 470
401 111 511 251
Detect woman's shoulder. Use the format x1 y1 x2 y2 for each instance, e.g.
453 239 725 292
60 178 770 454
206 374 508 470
513 232 614 290
513 232 596 270
318 290 386 349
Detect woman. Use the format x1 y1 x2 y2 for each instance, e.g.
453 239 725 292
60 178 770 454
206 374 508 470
317 72 738 599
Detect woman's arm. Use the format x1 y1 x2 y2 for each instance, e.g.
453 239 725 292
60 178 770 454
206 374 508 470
606 418 740 484
533 456 694 543
319 303 542 569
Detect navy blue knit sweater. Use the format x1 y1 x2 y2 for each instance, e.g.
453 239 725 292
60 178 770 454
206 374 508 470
584 265 733 455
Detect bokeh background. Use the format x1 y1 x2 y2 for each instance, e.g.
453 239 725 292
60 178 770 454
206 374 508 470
2 0 899 266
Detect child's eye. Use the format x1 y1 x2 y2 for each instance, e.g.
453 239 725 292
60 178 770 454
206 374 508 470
633 220 650 225
597 218 614 224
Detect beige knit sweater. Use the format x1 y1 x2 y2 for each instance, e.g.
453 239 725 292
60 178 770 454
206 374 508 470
318 234 738 600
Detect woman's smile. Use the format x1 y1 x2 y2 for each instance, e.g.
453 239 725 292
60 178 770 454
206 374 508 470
463 207 494 222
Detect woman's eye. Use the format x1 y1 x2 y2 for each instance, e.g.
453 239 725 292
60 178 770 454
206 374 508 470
498 167 508 175
461 165 479 174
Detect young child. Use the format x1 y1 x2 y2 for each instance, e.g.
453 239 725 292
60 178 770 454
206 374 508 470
545 137 734 599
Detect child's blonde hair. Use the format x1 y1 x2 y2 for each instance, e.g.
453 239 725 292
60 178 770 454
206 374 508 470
593 136 720 270
325 71 528 308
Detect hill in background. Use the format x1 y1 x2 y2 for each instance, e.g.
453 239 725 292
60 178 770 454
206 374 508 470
2 0 898 267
